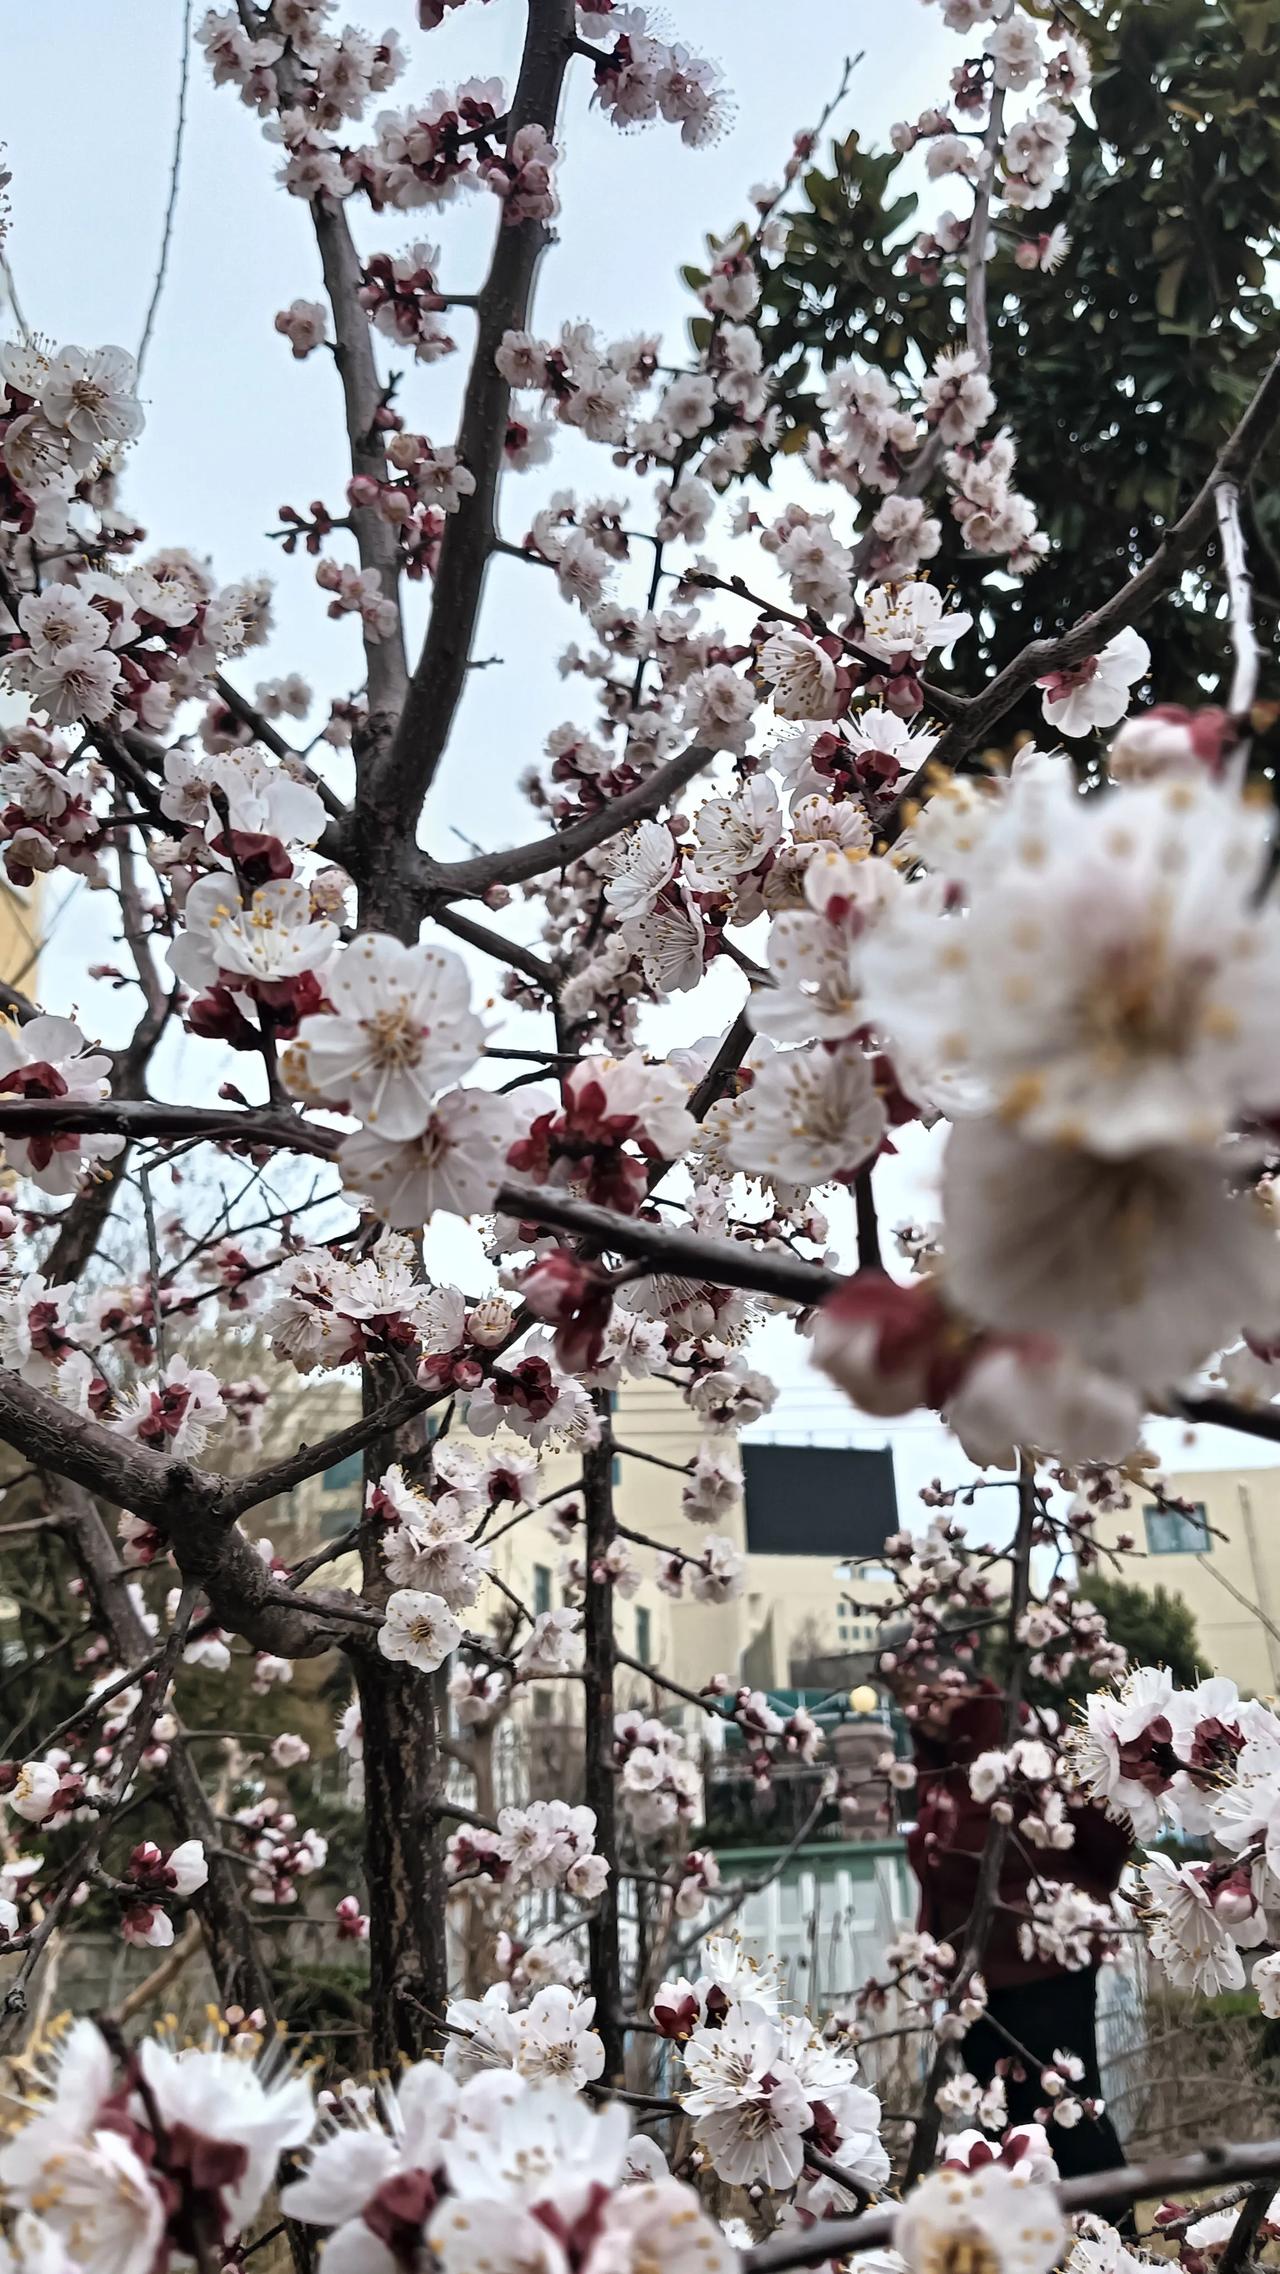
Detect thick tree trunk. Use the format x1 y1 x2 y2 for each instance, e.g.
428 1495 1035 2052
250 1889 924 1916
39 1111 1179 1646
354 1648 451 2063
583 1394 623 2080
353 813 453 2056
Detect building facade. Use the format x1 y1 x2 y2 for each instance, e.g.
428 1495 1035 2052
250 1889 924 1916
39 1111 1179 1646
1093 1465 1280 1696
0 880 39 1003
285 1377 902 1698
267 1377 919 1995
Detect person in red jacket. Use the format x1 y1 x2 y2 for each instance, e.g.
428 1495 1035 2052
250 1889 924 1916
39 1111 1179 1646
893 1666 1132 2185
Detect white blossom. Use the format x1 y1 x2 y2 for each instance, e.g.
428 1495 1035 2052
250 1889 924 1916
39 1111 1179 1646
338 1087 519 1225
378 1588 462 1672
859 580 974 664
724 1043 885 1187
1039 628 1150 737
895 2163 1066 2274
861 773 1280 1156
286 934 484 1137
942 1119 1280 1393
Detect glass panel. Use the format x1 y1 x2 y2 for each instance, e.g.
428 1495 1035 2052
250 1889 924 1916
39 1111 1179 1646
1142 1503 1210 1555
322 1451 362 1492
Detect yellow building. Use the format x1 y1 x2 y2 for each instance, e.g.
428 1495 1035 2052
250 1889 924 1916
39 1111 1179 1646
1093 1466 1280 1697
0 882 39 1002
0 693 41 1003
595 1381 898 1691
285 1377 899 1701
277 1379 913 2000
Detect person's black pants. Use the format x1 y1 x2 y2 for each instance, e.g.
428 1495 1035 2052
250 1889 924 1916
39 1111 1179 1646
964 1970 1133 2219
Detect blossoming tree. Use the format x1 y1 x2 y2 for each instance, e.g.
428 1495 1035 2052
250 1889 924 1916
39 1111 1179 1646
2 0 1280 2268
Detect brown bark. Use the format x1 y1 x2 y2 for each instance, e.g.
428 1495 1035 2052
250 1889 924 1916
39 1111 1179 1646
748 2139 1280 2274
902 1458 1038 2185
310 196 409 730
379 0 578 825
353 1645 452 2064
582 1393 623 2080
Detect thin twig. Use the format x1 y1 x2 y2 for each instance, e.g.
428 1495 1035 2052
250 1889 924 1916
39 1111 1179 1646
965 89 1006 378
137 0 195 372
105 1915 203 2025
139 1161 167 1371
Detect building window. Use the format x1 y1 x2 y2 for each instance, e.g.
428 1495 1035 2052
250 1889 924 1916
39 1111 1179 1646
743 1444 896 1556
636 1605 652 1664
534 1564 553 1615
322 1451 363 1493
1143 1503 1210 1555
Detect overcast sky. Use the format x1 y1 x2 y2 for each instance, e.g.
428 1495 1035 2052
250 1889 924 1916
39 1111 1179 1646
1 1 1268 1513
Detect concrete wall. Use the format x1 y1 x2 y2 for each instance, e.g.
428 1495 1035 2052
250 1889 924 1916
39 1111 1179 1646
1092 1467 1280 1696
288 1377 897 1705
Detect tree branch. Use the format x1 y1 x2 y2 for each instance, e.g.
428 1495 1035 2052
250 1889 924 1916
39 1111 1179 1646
1217 2185 1273 2274
964 89 1005 379
116 838 169 1026
0 1562 201 2042
0 978 38 1025
672 1787 831 1961
214 670 349 827
44 947 177 1287
685 1006 754 1128
421 739 717 902
1214 475 1260 756
310 194 408 727
0 1374 348 1655
582 1392 623 2079
217 1368 461 1517
497 1178 837 1302
916 349 1280 786
378 0 577 827
56 1480 283 2020
430 901 559 989
1176 1394 1280 1446
745 2138 1280 2274
0 1098 338 1160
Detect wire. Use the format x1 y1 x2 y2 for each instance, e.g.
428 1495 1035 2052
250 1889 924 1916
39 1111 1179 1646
137 0 194 375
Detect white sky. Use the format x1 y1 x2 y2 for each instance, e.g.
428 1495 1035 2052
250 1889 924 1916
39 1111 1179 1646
2 0 1271 1526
